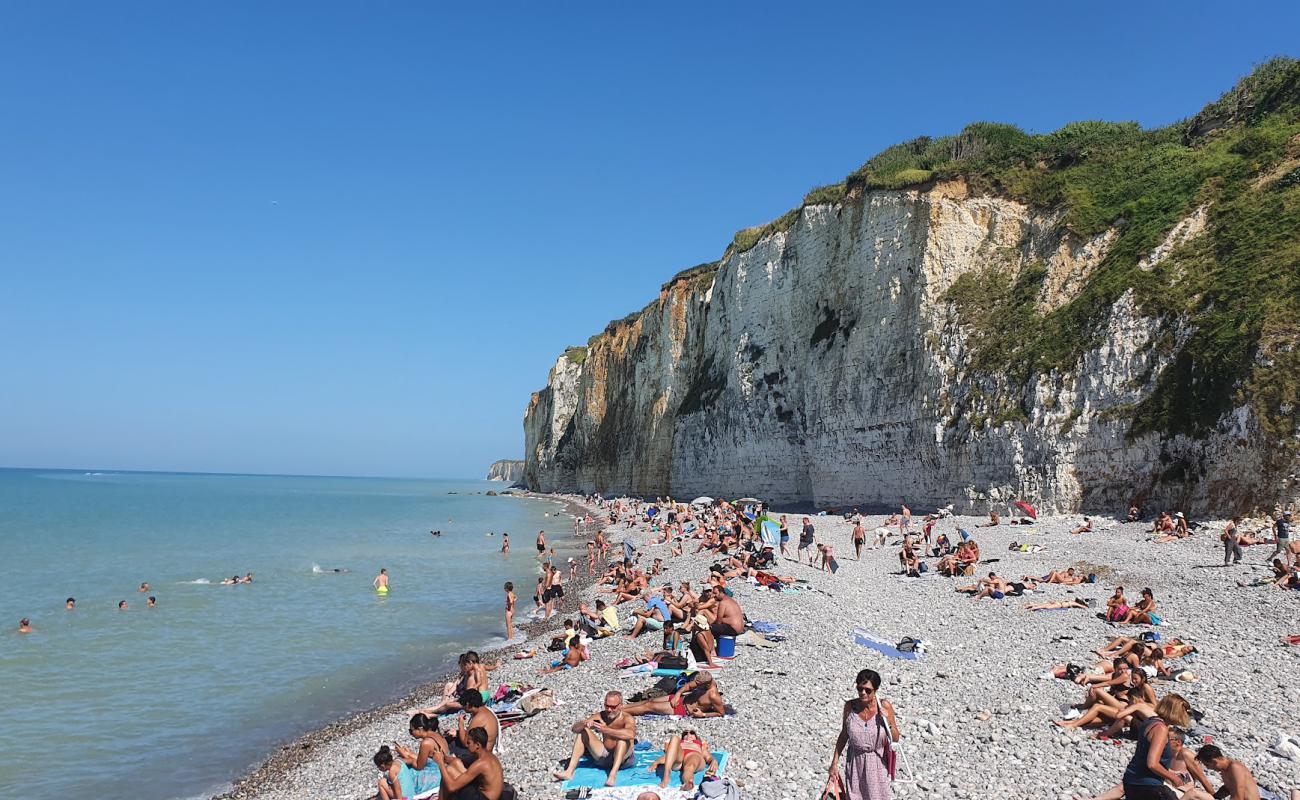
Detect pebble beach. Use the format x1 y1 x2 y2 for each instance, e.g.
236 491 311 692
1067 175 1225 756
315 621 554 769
221 496 1300 800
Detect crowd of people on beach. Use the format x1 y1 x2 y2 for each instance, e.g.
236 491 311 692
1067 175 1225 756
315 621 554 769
345 490 1300 800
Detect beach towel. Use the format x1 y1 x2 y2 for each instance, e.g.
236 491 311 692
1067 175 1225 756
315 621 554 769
750 620 785 634
852 628 922 661
561 750 730 790
640 704 738 720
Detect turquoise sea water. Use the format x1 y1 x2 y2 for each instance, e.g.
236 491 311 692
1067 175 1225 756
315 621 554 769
0 469 577 800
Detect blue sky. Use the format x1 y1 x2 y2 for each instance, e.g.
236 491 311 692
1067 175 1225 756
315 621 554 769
2 1 1296 478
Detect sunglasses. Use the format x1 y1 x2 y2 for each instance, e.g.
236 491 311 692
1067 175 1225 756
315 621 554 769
856 685 876 694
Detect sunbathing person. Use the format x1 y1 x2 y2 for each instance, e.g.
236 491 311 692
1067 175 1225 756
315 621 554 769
1071 517 1094 535
1196 744 1265 800
1105 586 1129 622
1120 588 1161 625
416 652 493 715
430 726 511 800
1054 669 1155 729
553 691 637 787
1025 598 1090 611
1149 512 1175 534
1039 567 1085 585
623 672 727 718
454 690 501 753
650 731 719 791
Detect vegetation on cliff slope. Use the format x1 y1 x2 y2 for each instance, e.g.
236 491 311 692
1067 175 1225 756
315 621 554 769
750 59 1300 447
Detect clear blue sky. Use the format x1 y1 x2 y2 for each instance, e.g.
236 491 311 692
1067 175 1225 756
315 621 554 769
2 1 1295 478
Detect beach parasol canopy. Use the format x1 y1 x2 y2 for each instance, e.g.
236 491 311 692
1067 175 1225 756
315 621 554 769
1013 501 1038 519
735 497 761 504
690 496 715 506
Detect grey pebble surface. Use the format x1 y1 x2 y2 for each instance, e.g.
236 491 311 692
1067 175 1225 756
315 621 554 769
220 498 1300 800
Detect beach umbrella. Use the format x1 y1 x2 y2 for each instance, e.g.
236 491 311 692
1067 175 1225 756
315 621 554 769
1013 501 1038 519
690 496 715 506
757 516 781 548
735 497 761 504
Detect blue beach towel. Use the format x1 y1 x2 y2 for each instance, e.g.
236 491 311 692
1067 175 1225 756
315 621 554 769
852 628 921 661
562 750 730 790
751 621 785 634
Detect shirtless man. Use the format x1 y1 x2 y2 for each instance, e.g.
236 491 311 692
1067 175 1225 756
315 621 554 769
553 691 637 787
851 519 865 560
698 586 743 665
540 639 588 674
536 530 546 558
18 618 33 633
1195 745 1263 800
622 672 727 718
373 568 390 592
1040 567 1085 585
455 690 500 754
431 726 508 799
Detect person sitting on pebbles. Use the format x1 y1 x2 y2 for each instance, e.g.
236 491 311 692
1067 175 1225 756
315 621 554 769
649 730 719 791
540 637 589 674
553 691 637 787
622 672 727 718
1071 517 1094 535
1120 588 1161 625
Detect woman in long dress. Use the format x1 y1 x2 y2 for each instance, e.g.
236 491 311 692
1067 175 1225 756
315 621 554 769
826 668 900 800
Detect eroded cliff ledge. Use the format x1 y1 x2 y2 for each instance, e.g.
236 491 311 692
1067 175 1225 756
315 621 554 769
524 60 1300 515
487 460 526 484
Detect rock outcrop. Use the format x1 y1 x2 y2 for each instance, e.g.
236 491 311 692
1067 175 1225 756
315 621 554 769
486 460 525 484
523 62 1300 515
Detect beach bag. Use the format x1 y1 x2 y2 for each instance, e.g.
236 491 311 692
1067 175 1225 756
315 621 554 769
896 637 922 654
658 652 689 671
694 775 742 799
875 700 898 779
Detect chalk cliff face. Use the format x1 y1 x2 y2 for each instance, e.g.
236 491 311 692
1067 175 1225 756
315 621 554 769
486 460 526 484
524 64 1300 515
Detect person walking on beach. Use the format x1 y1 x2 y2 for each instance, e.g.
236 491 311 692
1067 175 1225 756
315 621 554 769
503 582 516 641
373 568 390 594
553 691 637 787
1269 511 1293 565
852 519 865 560
779 515 791 557
827 668 900 800
799 517 817 565
1222 517 1244 566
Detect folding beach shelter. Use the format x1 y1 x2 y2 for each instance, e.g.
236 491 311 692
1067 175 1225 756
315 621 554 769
757 515 781 549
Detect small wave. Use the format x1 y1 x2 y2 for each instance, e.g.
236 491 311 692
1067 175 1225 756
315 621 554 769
184 579 211 584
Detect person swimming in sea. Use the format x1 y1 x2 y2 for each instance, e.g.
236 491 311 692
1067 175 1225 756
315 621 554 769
118 600 128 611
221 576 240 585
18 618 33 633
138 582 150 593
65 598 75 611
147 596 157 608
239 572 254 584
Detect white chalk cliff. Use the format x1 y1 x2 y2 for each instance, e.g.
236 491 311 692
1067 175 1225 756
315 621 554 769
486 460 526 484
523 65 1300 514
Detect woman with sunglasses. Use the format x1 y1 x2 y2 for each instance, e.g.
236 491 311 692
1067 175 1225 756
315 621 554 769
826 668 900 800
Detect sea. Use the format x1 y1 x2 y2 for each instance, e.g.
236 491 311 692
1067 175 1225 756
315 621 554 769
0 468 582 800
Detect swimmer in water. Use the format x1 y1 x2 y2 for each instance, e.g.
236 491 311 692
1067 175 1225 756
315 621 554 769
374 568 390 593
118 600 128 611
240 572 254 584
138 582 150 593
221 576 239 585
19 618 33 633
65 598 75 611
147 596 157 608
501 533 510 553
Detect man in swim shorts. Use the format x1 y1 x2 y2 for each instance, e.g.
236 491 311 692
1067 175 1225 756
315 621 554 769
553 691 637 787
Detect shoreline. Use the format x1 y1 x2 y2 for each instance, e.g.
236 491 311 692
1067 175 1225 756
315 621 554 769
220 497 1300 800
214 492 603 800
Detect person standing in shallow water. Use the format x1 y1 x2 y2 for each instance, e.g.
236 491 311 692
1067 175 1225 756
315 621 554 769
373 568 390 594
536 530 546 558
827 668 900 800
503 582 516 640
501 533 510 553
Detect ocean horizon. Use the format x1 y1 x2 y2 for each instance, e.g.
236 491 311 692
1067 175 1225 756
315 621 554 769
0 468 576 800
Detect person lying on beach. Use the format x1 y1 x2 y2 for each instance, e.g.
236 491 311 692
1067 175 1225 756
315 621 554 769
1026 598 1091 611
553 691 637 787
1071 517 1094 535
623 672 727 718
454 690 501 753
1038 568 1085 585
1096 635 1196 662
430 726 512 800
392 713 448 791
650 731 718 791
978 511 1001 527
